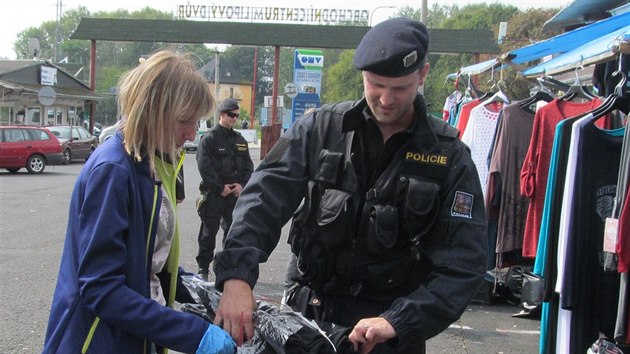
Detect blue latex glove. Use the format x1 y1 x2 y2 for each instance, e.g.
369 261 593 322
196 324 236 354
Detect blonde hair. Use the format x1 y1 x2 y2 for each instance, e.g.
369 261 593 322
118 49 214 172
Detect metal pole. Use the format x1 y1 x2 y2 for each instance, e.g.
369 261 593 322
421 0 428 23
213 52 220 127
89 40 96 134
250 47 258 128
271 46 279 126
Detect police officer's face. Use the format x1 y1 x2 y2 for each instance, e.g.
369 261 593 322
362 63 429 130
219 110 239 129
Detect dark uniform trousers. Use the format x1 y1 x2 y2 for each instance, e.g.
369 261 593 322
286 285 426 354
196 192 237 271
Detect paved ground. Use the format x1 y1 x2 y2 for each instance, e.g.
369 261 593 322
0 145 541 353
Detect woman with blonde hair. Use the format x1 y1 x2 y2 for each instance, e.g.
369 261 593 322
43 50 235 354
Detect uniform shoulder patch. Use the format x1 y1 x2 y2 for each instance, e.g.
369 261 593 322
451 191 474 219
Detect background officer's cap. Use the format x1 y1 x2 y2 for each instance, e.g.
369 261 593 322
353 17 429 77
218 98 240 112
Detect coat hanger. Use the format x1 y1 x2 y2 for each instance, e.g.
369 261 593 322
558 61 597 102
589 54 629 121
481 67 510 106
519 77 555 110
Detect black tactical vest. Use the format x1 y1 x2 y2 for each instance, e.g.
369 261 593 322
288 98 459 301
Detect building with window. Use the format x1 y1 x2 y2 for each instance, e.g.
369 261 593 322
0 60 102 127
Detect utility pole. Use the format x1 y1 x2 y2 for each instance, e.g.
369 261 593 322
55 0 62 62
421 0 428 23
213 51 220 127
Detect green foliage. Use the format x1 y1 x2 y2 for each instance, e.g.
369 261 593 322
391 3 558 114
322 50 363 103
9 3 562 127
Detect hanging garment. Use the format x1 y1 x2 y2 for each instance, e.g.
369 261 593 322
442 90 463 122
461 103 503 200
488 102 535 266
455 98 482 134
559 117 623 353
520 99 606 258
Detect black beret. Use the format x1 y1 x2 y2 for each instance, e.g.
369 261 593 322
353 18 429 77
218 98 239 112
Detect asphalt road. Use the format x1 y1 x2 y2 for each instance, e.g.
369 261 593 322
0 147 541 353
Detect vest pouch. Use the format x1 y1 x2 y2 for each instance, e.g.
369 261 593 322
294 243 334 290
316 188 352 247
367 205 399 253
404 178 440 239
315 149 343 184
365 256 415 292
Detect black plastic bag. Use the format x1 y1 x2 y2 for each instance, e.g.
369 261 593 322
181 276 353 354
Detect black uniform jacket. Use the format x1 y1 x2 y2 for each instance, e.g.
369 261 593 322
214 95 487 347
197 125 253 194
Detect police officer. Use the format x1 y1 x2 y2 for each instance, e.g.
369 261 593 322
196 98 253 280
213 18 487 354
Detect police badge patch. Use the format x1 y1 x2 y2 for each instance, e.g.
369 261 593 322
451 191 474 219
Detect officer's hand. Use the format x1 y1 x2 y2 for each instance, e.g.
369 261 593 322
214 279 256 346
220 185 232 197
231 183 243 197
196 324 236 354
348 317 396 354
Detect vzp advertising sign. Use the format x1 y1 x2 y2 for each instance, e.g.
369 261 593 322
291 49 323 123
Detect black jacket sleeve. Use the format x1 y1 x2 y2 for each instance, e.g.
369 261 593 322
213 115 316 291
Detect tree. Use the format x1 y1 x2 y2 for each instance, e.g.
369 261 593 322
322 50 362 102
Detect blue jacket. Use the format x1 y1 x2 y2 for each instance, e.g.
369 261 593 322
43 132 208 354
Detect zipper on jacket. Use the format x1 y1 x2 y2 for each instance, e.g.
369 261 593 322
81 317 100 354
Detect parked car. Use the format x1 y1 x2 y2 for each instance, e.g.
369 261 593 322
46 125 99 164
183 133 202 152
0 125 65 173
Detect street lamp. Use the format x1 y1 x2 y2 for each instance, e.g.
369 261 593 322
369 6 396 26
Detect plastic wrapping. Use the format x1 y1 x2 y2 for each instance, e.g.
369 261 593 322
181 276 352 354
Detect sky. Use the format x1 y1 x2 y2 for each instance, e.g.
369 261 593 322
1 0 571 60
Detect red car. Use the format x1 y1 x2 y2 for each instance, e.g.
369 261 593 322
0 125 65 173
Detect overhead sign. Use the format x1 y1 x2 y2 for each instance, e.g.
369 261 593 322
177 5 370 25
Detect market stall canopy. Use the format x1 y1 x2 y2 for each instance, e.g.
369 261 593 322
543 0 627 31
458 58 500 75
522 31 630 77
508 11 630 65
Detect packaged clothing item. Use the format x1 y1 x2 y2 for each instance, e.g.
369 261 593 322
181 276 354 354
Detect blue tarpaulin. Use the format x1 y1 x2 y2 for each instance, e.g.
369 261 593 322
455 11 630 78
522 30 630 77
509 11 630 64
458 59 500 75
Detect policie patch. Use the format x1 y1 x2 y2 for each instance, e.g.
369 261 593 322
451 191 474 219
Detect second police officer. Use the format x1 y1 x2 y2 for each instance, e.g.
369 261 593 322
196 98 254 280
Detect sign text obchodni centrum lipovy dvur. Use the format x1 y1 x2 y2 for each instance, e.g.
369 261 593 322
177 5 370 25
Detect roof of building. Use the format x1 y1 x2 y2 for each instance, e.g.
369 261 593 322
0 60 102 100
200 58 251 85
70 18 501 55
